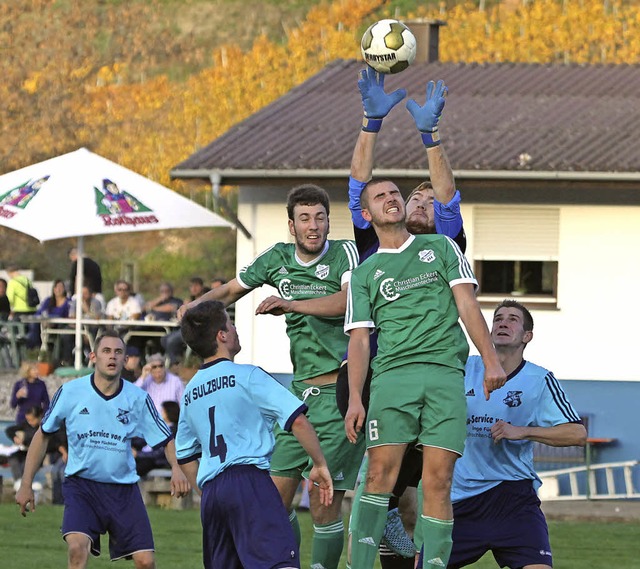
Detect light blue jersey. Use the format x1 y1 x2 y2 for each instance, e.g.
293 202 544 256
452 356 581 503
42 374 173 484
175 358 307 489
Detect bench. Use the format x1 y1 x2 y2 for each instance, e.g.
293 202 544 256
139 468 194 510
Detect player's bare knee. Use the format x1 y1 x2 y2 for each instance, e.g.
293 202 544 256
132 551 155 569
421 472 452 500
67 544 89 568
365 462 397 493
310 489 344 524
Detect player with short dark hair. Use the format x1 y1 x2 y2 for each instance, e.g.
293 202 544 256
15 329 190 569
176 300 333 569
345 177 506 569
178 185 360 569
416 300 587 569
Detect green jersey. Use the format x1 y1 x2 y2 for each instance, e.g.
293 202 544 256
346 234 476 376
238 240 359 382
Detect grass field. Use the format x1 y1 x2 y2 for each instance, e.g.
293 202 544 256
2 503 639 568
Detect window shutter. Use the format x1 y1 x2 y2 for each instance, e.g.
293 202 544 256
473 206 559 261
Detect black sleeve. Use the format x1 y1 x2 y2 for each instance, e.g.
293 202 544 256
452 224 467 254
354 225 379 259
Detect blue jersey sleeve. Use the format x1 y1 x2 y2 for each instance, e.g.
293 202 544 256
176 402 202 464
434 189 463 240
41 386 65 434
136 394 174 449
249 367 307 431
348 176 370 230
536 372 582 427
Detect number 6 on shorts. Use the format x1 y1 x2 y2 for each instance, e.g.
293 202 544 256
368 419 379 441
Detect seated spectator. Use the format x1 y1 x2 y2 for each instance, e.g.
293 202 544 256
210 276 227 290
4 406 64 485
144 282 183 321
105 280 142 321
28 279 72 362
121 345 143 383
0 278 10 320
133 401 180 477
10 361 50 423
161 276 210 365
69 284 104 319
135 353 185 414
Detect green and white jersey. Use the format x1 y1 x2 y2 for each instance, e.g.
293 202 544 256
345 234 476 376
238 240 359 382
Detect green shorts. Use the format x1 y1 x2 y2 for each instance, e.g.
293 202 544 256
366 362 466 455
270 381 365 491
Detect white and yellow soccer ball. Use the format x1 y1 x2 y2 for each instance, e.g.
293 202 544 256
360 19 417 74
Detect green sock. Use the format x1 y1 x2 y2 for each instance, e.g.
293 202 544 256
351 492 392 569
289 509 301 547
311 519 345 569
420 515 453 568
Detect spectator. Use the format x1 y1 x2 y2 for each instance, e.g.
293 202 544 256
5 406 64 484
6 265 37 320
69 284 104 319
105 280 142 321
0 278 10 320
28 279 72 362
188 276 210 300
68 247 102 301
10 360 50 424
134 401 180 477
121 345 143 383
144 282 183 321
135 353 185 414
161 276 209 365
210 276 227 290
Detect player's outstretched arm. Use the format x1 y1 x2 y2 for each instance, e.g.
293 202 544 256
163 440 191 498
291 414 333 507
452 284 506 399
255 287 348 318
407 79 456 204
491 421 587 447
15 428 50 516
345 327 370 443
177 278 248 321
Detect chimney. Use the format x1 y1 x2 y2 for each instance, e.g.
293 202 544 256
405 19 446 63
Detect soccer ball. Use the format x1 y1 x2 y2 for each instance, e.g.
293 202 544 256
360 19 417 74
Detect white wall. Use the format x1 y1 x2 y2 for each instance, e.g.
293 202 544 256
465 204 640 382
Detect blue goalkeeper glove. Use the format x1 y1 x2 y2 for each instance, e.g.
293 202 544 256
358 66 407 133
406 79 448 147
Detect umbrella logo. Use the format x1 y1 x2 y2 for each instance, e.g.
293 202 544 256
95 178 151 215
94 178 158 228
0 175 50 216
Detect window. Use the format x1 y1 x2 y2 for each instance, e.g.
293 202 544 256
473 206 559 306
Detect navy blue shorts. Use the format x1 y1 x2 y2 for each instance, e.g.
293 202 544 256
448 480 553 568
61 476 154 560
201 465 299 569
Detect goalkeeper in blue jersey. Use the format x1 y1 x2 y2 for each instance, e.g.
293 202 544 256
176 300 333 569
15 329 190 569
